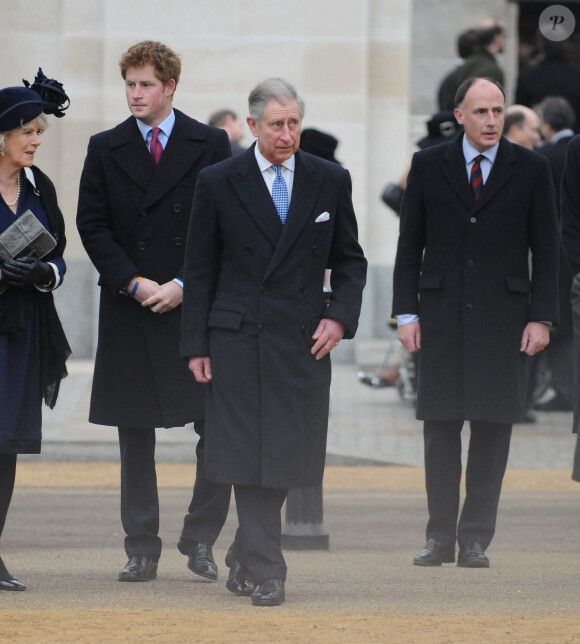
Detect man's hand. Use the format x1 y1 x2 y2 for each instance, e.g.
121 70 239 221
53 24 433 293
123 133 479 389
141 280 183 313
397 321 421 353
189 356 212 383
311 318 345 360
520 321 550 356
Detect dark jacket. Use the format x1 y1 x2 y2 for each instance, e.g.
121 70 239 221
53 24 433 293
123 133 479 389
76 110 231 428
181 145 367 488
438 49 504 111
393 135 559 424
560 134 580 433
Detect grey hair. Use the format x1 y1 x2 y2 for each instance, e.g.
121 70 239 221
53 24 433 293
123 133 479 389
248 78 305 123
0 113 48 155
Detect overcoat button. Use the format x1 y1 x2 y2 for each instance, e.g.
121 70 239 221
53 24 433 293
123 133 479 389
244 245 253 255
312 245 320 254
470 217 477 223
139 210 148 217
137 242 146 250
467 259 474 267
300 284 308 293
465 303 473 311
173 204 182 213
174 238 183 246
301 324 308 333
258 323 265 333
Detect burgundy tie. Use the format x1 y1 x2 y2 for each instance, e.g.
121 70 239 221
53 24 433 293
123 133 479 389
150 127 163 164
470 154 484 200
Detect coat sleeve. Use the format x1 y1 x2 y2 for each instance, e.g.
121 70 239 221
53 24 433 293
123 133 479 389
76 134 141 293
561 136 580 277
392 151 426 317
528 154 560 325
324 169 367 339
180 169 220 357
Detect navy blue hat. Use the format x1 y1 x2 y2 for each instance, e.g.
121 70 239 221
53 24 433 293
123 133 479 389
0 68 69 132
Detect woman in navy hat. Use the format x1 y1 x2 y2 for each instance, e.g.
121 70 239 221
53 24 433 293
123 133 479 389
0 69 70 590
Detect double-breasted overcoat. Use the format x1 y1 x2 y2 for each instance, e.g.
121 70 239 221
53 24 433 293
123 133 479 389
393 135 559 424
180 146 367 488
77 110 230 428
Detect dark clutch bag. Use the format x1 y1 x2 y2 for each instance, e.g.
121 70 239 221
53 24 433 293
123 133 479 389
0 209 56 294
381 182 405 215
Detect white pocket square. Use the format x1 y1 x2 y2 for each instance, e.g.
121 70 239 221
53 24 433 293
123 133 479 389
315 212 330 223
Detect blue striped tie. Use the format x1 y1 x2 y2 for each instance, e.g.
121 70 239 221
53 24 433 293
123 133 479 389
272 165 289 223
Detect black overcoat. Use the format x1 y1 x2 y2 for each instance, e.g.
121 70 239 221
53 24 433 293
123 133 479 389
180 146 367 488
393 135 559 424
560 134 580 434
76 110 231 428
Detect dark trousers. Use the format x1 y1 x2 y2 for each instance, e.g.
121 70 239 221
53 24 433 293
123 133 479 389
232 485 288 584
424 420 512 550
118 422 231 561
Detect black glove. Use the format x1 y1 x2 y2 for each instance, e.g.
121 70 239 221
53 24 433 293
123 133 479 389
1 253 54 287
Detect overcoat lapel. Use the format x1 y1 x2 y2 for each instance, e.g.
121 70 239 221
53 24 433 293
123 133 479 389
472 137 515 212
442 136 476 211
442 135 516 214
228 145 283 248
109 111 207 211
264 150 322 281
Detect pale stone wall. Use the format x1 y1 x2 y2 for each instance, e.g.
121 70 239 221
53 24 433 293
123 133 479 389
1 0 517 359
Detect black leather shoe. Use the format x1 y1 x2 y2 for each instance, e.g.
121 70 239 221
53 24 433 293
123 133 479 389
251 578 285 606
457 542 490 568
118 555 158 582
177 539 217 581
226 561 256 596
413 539 455 566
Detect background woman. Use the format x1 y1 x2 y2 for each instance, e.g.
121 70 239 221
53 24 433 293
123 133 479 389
0 69 70 590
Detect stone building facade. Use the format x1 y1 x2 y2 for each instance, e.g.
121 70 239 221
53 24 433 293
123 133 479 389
2 0 520 359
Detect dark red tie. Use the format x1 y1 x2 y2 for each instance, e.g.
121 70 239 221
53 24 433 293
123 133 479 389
150 127 163 164
470 154 484 199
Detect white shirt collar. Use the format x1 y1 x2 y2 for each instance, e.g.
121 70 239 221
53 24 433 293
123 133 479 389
253 143 296 173
24 167 36 188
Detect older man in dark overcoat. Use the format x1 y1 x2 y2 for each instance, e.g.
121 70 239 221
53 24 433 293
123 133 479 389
181 78 367 605
76 41 232 583
393 77 559 569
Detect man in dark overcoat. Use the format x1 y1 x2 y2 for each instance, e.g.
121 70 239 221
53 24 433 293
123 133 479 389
559 130 580 480
181 78 367 606
393 77 559 569
76 41 232 583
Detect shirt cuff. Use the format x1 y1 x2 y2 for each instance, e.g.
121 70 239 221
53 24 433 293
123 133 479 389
396 314 419 326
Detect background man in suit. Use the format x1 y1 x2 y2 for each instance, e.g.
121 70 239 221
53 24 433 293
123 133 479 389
76 41 232 583
534 97 576 413
393 77 559 569
503 105 541 151
208 109 245 155
181 78 367 606
559 126 580 479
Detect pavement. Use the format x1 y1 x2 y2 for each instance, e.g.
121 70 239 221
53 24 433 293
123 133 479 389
1 357 578 639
